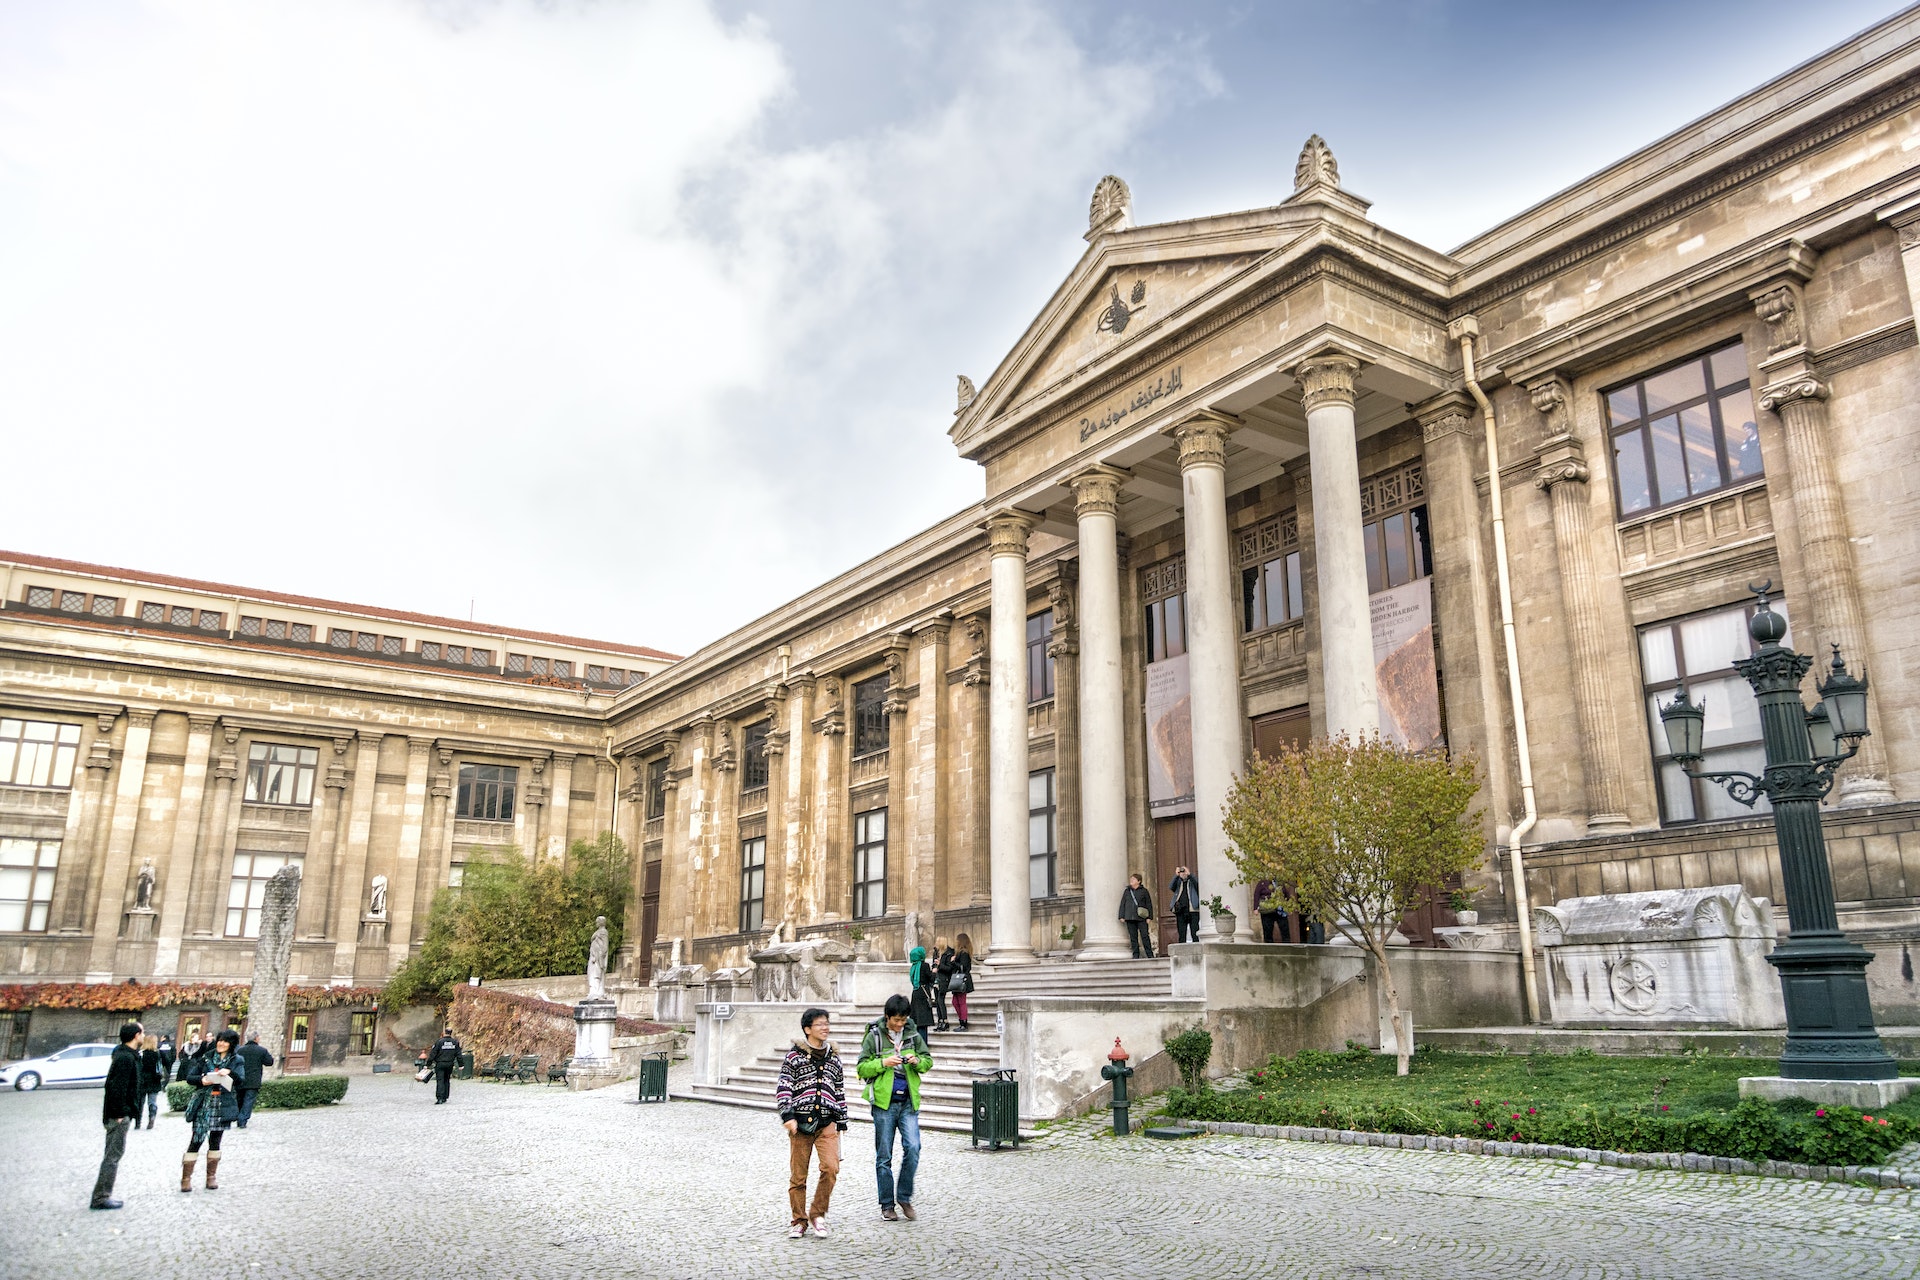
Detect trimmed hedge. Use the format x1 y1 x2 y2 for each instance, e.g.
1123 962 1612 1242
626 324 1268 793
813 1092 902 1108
166 1074 349 1113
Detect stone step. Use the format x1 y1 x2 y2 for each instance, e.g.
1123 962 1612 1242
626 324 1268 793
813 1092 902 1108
679 1083 1014 1136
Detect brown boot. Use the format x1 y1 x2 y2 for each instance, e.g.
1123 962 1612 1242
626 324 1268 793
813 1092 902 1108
204 1152 220 1190
180 1153 197 1192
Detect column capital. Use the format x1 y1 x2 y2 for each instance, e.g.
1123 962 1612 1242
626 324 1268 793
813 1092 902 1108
1068 464 1129 517
1758 375 1828 413
1293 352 1363 415
1412 391 1475 444
84 742 115 773
127 708 157 731
913 615 952 648
186 714 219 736
407 735 434 757
1170 412 1236 471
984 510 1036 558
1533 433 1590 492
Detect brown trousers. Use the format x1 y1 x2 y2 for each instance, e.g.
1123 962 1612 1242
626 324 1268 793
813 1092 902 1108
787 1124 840 1222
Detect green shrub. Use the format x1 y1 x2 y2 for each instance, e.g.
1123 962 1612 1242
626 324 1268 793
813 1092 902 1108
1164 1027 1213 1094
165 1074 348 1113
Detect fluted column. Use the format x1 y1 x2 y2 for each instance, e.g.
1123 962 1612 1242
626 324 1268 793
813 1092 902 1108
905 623 949 928
1071 466 1133 959
1752 283 1894 803
1297 352 1379 739
1171 416 1250 940
85 708 156 977
1530 378 1631 831
54 718 116 934
152 714 218 976
385 736 433 970
987 510 1038 964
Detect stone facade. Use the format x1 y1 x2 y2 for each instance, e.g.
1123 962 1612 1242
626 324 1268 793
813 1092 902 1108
5 15 1920 1023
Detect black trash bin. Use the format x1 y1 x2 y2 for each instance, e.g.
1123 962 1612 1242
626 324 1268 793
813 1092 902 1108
455 1050 475 1080
970 1067 1020 1149
637 1051 670 1103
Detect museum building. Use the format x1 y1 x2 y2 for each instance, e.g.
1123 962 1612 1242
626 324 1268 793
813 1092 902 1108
4 12 1920 1040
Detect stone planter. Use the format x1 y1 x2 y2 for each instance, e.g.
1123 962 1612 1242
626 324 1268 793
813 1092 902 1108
1209 911 1237 939
1454 910 1479 927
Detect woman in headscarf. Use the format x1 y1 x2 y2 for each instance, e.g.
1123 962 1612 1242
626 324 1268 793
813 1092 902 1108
181 1028 241 1192
907 946 937 1039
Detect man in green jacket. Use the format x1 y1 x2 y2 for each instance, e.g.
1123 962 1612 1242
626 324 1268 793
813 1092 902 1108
856 993 932 1221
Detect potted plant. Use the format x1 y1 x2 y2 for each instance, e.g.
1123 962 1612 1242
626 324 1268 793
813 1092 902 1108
847 925 871 958
1203 895 1235 939
1447 887 1478 927
1059 922 1079 950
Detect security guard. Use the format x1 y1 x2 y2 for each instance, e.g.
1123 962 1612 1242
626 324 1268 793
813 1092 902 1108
428 1028 461 1104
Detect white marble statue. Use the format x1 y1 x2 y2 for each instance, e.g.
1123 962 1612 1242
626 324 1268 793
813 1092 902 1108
587 915 609 1000
367 875 387 918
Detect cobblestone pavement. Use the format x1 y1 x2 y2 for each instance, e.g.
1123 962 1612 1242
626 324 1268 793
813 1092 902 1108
3 1071 1916 1280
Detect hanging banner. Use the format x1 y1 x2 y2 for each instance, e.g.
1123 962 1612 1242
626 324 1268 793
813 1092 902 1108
1371 578 1443 751
1144 653 1194 817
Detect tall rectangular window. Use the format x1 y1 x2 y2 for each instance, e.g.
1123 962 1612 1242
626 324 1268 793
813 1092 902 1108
1027 611 1055 703
1608 342 1760 518
0 720 81 789
1640 599 1788 825
1359 463 1432 596
1238 511 1304 631
0 838 60 932
852 675 889 759
244 743 318 806
455 763 518 822
645 758 668 821
224 851 304 938
741 721 770 791
348 1012 376 1055
1142 555 1187 663
1028 769 1057 900
853 808 887 919
739 836 766 932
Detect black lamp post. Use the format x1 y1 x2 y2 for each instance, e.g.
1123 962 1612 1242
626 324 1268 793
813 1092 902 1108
1657 583 1896 1081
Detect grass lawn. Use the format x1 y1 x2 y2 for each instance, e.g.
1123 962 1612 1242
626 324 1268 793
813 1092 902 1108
1163 1045 1920 1166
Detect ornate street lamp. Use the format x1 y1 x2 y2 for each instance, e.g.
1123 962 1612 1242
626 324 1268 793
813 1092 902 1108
1657 583 1896 1081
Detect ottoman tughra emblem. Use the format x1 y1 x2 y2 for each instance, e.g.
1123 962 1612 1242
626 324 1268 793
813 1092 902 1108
1097 280 1147 336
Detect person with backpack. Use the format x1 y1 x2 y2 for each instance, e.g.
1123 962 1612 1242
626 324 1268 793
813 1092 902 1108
776 1007 847 1239
856 994 932 1222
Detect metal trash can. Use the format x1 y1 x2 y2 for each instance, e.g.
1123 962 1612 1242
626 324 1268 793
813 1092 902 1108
455 1050 474 1080
970 1067 1020 1149
637 1051 670 1103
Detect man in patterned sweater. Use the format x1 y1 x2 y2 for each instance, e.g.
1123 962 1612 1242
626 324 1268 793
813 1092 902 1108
776 1006 848 1240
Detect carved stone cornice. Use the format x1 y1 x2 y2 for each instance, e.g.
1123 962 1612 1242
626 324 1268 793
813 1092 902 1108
214 754 240 783
1293 354 1362 415
984 510 1036 559
1758 376 1828 412
1749 282 1805 354
914 615 952 649
127 709 157 731
1069 465 1128 519
1419 410 1472 444
812 678 846 735
1171 412 1235 471
709 722 736 773
764 728 789 758
1533 434 1591 492
1046 567 1076 630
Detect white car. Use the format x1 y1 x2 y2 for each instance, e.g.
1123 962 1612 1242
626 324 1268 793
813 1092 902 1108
0 1043 117 1090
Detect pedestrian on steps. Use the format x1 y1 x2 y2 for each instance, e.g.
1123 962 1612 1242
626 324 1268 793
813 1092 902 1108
777 1007 847 1240
427 1028 460 1104
857 994 931 1222
1120 874 1156 958
947 934 974 1031
89 1020 142 1210
181 1029 240 1192
907 947 938 1040
932 939 955 1032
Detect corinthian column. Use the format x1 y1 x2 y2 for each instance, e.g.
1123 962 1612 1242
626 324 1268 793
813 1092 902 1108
1530 377 1630 831
1170 414 1250 940
986 510 1038 964
1296 352 1379 738
1070 466 1133 959
1752 283 1894 803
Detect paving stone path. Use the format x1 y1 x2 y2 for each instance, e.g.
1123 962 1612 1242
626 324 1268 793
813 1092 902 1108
3 1071 1916 1279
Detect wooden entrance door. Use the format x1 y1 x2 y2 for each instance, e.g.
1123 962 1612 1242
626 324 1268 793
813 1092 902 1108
176 1010 211 1051
639 857 661 983
1152 815 1196 952
1251 706 1311 762
283 1013 312 1074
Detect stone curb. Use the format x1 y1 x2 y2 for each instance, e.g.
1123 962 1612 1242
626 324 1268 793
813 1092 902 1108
1183 1120 1920 1189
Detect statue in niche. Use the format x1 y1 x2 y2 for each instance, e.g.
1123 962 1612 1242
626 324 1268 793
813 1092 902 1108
134 859 156 911
367 875 387 918
587 915 609 1000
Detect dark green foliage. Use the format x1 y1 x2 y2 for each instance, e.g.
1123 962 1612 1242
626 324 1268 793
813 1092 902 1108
165 1074 348 1113
383 833 631 1009
1162 1047 1920 1166
1164 1027 1214 1094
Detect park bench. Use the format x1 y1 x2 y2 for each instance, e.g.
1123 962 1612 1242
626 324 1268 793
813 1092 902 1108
475 1054 514 1081
512 1054 541 1083
547 1057 572 1085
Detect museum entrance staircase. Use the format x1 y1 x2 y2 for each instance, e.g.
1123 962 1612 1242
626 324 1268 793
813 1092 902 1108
681 955 1171 1132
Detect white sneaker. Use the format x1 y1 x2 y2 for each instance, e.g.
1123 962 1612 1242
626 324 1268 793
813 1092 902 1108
810 1216 831 1239
787 1222 806 1239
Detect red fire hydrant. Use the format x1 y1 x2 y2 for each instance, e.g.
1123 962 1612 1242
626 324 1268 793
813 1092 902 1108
1100 1037 1134 1136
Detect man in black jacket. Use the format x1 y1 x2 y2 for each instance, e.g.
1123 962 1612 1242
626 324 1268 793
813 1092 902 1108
1168 865 1201 944
1120 874 1156 959
234 1030 274 1127
428 1028 460 1104
92 1021 143 1210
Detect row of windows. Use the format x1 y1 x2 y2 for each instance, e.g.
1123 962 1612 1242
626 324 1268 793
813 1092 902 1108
0 720 81 789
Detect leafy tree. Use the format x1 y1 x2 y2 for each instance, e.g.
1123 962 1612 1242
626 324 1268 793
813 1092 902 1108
1222 734 1482 1076
383 833 631 1010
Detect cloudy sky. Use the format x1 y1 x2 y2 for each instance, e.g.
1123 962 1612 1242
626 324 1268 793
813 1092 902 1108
0 0 1899 654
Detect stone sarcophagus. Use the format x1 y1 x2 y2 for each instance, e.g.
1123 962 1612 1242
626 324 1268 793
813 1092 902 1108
650 964 708 1025
1534 885 1785 1029
749 937 853 1002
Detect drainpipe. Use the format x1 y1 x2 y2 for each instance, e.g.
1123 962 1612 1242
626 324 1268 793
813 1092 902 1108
603 733 620 842
1455 319 1542 1024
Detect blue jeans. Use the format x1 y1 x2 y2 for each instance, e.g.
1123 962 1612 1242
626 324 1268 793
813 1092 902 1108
871 1099 920 1207
237 1088 259 1127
